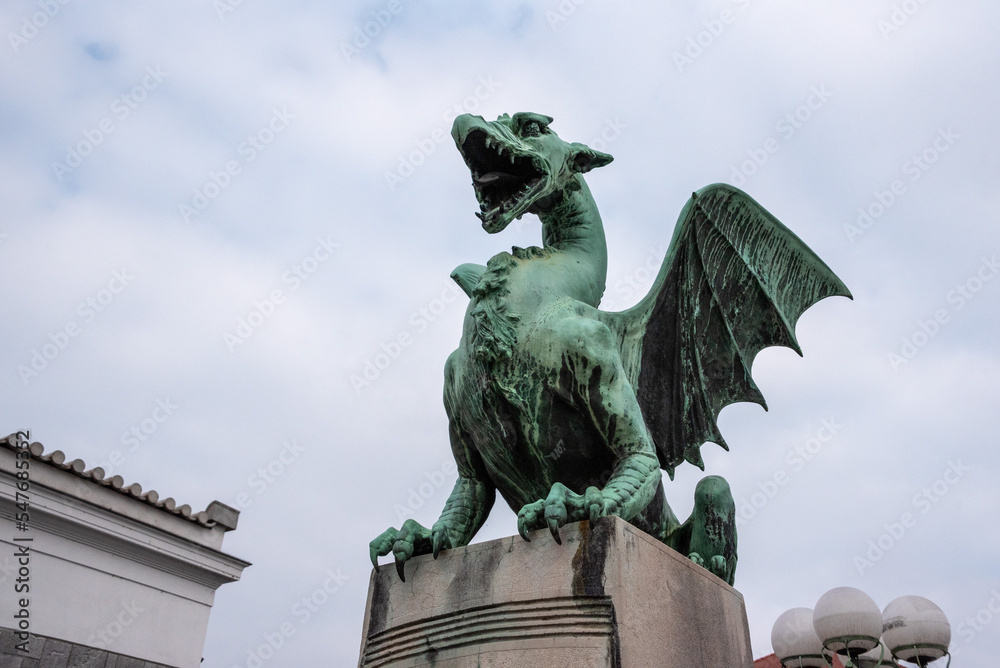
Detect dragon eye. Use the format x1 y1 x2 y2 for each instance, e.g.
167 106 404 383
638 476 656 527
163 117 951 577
522 121 541 137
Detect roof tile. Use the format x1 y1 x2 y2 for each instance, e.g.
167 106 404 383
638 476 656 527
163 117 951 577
2 432 237 531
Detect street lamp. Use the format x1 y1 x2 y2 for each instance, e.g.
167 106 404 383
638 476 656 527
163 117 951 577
813 587 883 664
881 596 951 667
771 589 951 668
771 607 828 667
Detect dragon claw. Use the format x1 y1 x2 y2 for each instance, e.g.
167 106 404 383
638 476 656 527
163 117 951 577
517 501 544 541
546 517 562 545
394 553 406 582
584 487 604 524
517 516 531 541
432 527 452 559
709 555 728 578
547 517 562 544
368 527 400 573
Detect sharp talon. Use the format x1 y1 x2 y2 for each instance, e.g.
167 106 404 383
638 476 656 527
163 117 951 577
432 531 448 559
589 505 599 524
370 547 380 572
547 517 562 545
395 555 406 582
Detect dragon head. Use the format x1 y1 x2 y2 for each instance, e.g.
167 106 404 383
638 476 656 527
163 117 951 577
451 112 613 233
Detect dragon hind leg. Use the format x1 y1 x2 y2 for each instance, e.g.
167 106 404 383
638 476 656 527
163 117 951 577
665 475 738 586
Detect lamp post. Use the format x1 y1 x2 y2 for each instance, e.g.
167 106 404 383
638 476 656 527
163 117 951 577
771 589 951 668
856 640 897 668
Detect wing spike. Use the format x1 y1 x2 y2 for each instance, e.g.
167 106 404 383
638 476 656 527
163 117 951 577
685 447 705 470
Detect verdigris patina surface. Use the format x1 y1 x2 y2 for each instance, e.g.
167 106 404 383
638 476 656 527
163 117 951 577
370 112 850 585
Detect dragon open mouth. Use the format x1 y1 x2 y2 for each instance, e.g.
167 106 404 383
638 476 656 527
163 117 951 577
459 128 549 233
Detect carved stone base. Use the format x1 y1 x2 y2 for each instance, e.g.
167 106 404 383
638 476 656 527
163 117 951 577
358 516 753 667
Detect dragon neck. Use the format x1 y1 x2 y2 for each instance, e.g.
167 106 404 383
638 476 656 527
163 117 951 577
537 176 608 307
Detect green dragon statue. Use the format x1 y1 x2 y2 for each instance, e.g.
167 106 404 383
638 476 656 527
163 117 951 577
370 112 850 586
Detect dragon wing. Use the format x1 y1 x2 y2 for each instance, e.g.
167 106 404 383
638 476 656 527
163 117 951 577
598 184 851 478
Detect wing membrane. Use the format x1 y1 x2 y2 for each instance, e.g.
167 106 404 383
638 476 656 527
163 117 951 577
599 184 851 477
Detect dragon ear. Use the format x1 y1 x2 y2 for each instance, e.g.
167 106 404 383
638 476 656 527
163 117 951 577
568 143 614 173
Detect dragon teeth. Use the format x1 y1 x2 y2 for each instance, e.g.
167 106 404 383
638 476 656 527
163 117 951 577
475 211 485 221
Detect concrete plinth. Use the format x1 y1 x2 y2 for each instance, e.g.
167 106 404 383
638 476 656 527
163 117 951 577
358 516 753 667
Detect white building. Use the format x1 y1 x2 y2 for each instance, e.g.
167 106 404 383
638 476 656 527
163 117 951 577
0 432 249 668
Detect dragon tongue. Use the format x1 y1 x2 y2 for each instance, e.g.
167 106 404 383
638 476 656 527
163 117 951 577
474 172 506 185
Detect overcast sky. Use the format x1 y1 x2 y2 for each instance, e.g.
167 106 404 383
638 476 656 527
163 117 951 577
2 1 998 665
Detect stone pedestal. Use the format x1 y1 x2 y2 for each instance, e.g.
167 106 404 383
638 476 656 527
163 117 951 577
358 516 753 667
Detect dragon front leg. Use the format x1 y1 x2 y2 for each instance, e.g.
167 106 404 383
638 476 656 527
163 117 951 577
517 452 661 544
517 317 664 543
370 475 495 582
370 354 497 581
